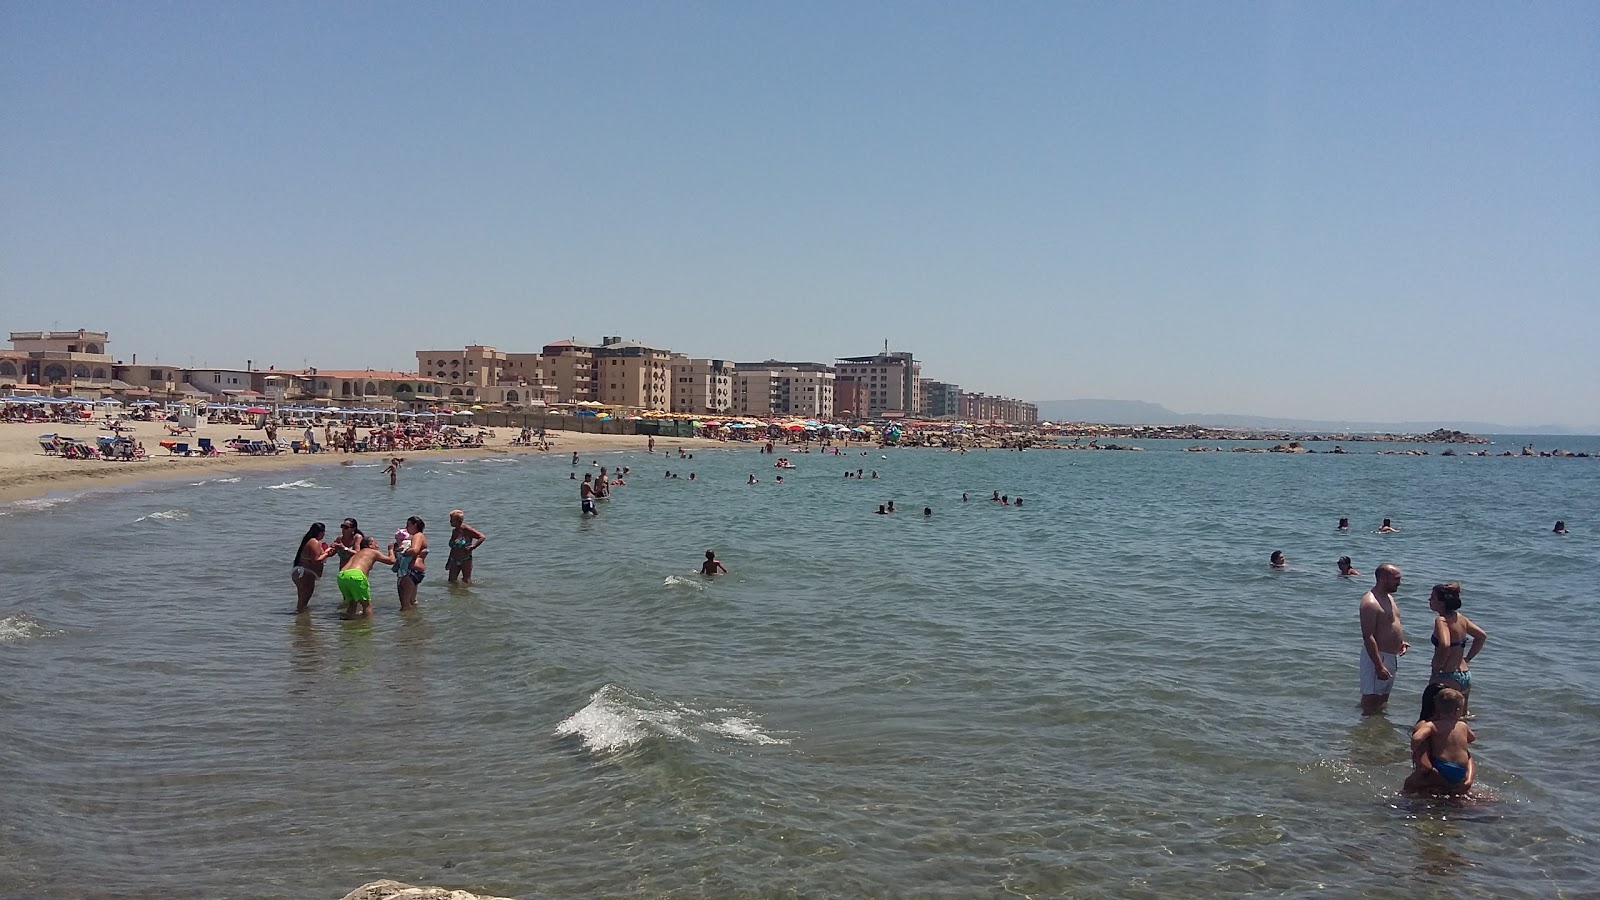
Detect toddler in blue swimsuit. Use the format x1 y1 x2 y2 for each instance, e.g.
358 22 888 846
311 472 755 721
1404 686 1476 795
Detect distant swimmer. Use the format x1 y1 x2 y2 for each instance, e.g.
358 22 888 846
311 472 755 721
1359 564 1408 714
775 475 783 483
871 471 878 479
572 451 579 465
923 507 932 517
1270 550 1287 569
1378 518 1399 533
383 457 404 487
1337 556 1360 577
886 501 896 513
991 491 1000 502
700 550 728 576
1015 497 1024 507
580 474 598 515
445 509 486 585
1553 520 1568 534
876 504 888 515
338 537 395 620
1001 495 1009 505
962 492 968 502
748 474 757 485
291 522 337 613
1404 687 1475 796
689 473 696 481
1338 517 1350 531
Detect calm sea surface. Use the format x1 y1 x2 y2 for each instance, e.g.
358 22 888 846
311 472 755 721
2 436 1597 898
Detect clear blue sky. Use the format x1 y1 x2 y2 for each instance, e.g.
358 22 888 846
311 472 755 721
3 2 1596 427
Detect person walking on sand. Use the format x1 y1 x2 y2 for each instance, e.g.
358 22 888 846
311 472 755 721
700 550 727 575
337 537 396 620
445 509 487 585
291 522 337 613
1359 564 1408 714
393 516 428 610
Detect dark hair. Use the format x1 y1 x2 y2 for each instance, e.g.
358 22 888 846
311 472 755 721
1338 555 1352 566
293 522 325 569
342 517 359 531
407 515 425 532
1433 581 1462 612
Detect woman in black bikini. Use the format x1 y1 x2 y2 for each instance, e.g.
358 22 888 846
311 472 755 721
291 522 337 613
1418 582 1488 721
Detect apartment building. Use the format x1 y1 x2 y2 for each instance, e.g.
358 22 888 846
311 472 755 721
736 360 835 419
539 340 598 403
670 357 735 415
734 369 780 417
834 377 868 420
920 381 963 419
415 346 507 390
595 337 672 411
959 392 1039 425
834 351 918 417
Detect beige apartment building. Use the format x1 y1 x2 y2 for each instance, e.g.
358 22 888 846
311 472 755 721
670 357 735 415
736 361 835 419
835 351 918 417
734 369 779 417
416 346 507 390
539 340 598 403
595 337 672 410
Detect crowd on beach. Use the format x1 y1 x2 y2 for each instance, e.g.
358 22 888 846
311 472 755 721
1262 512 1571 797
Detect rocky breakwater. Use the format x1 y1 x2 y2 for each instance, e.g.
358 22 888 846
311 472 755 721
1052 424 1491 444
341 881 513 900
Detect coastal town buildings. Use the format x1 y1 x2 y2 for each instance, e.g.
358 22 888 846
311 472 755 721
920 381 964 419
670 357 736 415
835 350 918 418
959 392 1038 425
2 329 115 392
538 340 599 404
595 337 672 411
735 361 836 419
834 377 868 420
415 346 507 390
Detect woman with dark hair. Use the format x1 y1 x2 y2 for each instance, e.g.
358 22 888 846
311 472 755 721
1418 582 1488 720
291 522 336 612
395 515 429 610
330 517 365 564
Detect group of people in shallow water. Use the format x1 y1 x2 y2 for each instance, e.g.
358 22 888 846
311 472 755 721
290 509 487 618
1263 514 1520 795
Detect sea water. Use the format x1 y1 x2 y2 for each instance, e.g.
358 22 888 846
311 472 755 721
1 437 1597 898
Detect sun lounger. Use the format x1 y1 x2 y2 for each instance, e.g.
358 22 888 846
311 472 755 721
39 434 59 454
197 437 220 457
173 442 190 456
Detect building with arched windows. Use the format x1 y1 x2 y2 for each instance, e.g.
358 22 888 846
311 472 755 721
2 329 115 392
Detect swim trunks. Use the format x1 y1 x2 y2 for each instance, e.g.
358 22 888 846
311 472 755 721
1360 651 1398 695
336 568 370 607
582 498 596 513
1433 758 1469 784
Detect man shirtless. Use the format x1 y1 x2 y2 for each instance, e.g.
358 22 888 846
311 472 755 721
338 537 396 620
1359 563 1409 713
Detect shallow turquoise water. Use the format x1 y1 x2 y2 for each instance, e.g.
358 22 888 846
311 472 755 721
2 437 1597 898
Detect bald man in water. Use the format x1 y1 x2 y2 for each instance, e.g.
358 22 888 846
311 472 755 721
1359 563 1409 713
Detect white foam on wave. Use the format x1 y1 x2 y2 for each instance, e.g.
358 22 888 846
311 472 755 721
554 684 789 753
214 477 240 483
344 463 381 469
263 479 319 490
5 495 78 513
0 614 61 644
135 509 189 522
663 574 707 590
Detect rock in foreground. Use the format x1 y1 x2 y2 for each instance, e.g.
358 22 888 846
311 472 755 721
340 880 513 900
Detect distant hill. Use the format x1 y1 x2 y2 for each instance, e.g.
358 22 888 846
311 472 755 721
1032 399 1595 435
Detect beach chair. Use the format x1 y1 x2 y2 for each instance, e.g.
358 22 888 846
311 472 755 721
290 440 304 453
173 442 190 456
39 435 59 455
197 437 219 456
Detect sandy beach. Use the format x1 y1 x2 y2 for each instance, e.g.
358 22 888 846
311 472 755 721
0 420 729 503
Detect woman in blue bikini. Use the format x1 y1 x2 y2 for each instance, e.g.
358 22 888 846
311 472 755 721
1418 582 1488 721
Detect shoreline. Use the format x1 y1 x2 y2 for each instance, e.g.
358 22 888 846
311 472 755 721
0 424 728 503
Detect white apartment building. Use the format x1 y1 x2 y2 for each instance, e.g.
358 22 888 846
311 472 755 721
669 357 735 415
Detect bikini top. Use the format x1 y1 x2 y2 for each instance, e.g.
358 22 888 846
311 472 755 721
1431 632 1468 648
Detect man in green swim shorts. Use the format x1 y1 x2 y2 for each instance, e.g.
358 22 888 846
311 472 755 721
337 537 395 619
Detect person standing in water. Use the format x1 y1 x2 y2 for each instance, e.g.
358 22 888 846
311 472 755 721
338 537 395 620
383 457 404 487
445 509 487 585
394 516 428 610
700 550 727 575
1418 581 1487 721
330 518 365 565
291 522 338 613
580 473 598 515
1359 564 1408 714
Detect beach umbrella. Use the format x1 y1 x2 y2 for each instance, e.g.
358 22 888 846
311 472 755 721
245 406 269 414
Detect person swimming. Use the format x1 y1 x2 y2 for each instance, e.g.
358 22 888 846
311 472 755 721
1270 550 1286 569
1553 520 1568 534
1337 555 1360 577
1378 518 1398 533
1337 517 1350 531
699 550 727 575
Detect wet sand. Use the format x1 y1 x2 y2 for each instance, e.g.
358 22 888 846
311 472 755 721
0 420 727 502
